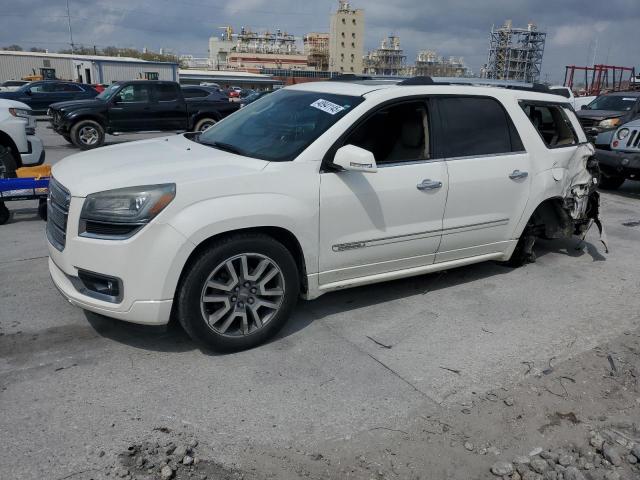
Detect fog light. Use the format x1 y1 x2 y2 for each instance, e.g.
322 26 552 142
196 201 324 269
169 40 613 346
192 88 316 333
621 158 630 166
76 269 122 302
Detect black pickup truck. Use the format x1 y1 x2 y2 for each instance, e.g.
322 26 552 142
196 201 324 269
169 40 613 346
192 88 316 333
48 80 239 149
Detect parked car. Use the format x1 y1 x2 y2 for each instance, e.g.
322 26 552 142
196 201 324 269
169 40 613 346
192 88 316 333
48 80 604 351
48 80 240 149
576 91 640 142
549 86 596 111
0 80 98 114
199 82 221 90
0 80 29 92
181 85 229 102
0 99 44 175
594 118 640 189
240 90 271 107
227 86 242 101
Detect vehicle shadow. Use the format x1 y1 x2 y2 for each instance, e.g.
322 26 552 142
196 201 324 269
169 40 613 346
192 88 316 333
84 311 199 354
599 181 640 201
84 237 605 354
534 238 607 262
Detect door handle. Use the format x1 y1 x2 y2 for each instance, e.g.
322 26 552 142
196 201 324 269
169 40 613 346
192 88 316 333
417 179 443 191
509 170 528 180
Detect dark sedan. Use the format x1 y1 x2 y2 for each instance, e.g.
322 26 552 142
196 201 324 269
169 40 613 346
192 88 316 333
0 80 98 114
576 92 640 142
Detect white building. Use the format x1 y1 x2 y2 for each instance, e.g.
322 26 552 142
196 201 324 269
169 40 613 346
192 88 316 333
0 50 178 84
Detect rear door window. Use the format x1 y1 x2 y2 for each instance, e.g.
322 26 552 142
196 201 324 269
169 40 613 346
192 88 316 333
520 103 578 148
436 97 523 158
155 83 179 102
182 88 207 98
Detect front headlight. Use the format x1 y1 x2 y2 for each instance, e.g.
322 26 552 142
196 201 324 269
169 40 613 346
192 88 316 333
599 118 621 129
80 184 175 239
617 128 630 140
9 107 30 119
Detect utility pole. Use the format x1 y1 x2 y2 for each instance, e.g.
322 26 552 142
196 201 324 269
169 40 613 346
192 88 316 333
66 0 75 53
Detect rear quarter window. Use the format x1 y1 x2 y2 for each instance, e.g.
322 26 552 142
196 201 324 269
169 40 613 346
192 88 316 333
520 102 578 148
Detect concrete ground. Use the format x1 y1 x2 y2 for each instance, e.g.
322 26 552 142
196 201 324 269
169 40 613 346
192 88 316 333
1 124 639 479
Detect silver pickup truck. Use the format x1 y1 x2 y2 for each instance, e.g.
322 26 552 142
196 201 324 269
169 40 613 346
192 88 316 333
595 118 640 189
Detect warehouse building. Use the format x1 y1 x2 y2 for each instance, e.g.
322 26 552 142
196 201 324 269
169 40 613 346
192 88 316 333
0 50 178 84
178 69 282 90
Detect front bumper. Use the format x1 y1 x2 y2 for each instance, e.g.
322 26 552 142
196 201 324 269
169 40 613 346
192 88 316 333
47 196 195 325
20 135 45 166
596 148 640 179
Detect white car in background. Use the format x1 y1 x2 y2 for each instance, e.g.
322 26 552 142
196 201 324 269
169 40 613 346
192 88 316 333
549 86 596 110
48 79 605 351
0 98 44 175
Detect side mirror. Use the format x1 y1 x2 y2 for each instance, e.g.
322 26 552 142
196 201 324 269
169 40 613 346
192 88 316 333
333 145 377 173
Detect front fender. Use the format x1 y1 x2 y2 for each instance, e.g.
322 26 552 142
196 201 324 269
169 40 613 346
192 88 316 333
167 193 319 274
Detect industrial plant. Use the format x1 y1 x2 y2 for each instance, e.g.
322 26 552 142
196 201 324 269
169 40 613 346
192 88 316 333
484 20 547 83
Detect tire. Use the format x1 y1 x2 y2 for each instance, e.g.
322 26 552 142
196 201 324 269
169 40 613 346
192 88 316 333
0 202 10 225
62 134 73 144
70 120 105 150
598 172 625 190
38 198 47 221
194 117 217 132
177 233 300 352
0 145 18 178
505 225 536 267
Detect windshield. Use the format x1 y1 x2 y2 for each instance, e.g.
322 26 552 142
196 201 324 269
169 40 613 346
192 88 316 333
96 84 121 101
585 95 638 111
197 89 363 162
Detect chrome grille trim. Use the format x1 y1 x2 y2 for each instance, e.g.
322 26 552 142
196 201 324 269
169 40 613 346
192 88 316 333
46 177 71 251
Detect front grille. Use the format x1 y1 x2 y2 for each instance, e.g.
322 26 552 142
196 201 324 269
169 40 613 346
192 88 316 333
46 178 70 251
579 117 597 129
625 129 640 150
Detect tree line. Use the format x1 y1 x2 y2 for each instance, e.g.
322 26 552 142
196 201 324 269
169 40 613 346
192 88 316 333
1 44 179 63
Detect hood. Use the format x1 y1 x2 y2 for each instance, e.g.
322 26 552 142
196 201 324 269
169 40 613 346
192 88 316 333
0 90 20 100
0 98 31 110
617 118 640 129
49 98 105 111
576 110 626 121
51 134 269 197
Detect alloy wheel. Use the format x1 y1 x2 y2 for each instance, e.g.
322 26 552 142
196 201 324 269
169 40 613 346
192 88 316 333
79 126 99 145
200 253 285 337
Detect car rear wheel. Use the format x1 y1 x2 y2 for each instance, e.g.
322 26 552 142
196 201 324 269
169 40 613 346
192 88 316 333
194 117 217 132
598 172 625 190
177 233 299 351
70 120 105 150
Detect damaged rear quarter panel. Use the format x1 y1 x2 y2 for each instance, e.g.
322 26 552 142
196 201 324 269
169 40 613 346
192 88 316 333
511 104 603 246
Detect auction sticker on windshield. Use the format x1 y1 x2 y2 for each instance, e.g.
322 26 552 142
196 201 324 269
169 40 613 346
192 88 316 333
311 99 346 115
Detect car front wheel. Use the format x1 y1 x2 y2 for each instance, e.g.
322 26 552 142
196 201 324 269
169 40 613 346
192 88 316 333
176 233 300 351
70 120 105 150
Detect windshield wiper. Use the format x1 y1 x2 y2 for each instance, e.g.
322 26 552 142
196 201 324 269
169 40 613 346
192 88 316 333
203 141 245 155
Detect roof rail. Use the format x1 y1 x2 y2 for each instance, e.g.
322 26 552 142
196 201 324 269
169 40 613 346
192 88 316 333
331 74 373 82
398 76 436 86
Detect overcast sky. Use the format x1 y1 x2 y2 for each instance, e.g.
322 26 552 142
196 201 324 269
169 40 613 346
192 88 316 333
1 0 639 83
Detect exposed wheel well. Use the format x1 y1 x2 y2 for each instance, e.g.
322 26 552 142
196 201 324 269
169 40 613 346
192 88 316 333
0 131 22 167
526 197 573 239
176 226 308 298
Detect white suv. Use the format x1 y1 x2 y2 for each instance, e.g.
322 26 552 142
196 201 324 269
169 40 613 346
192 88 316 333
0 98 44 173
48 78 604 350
